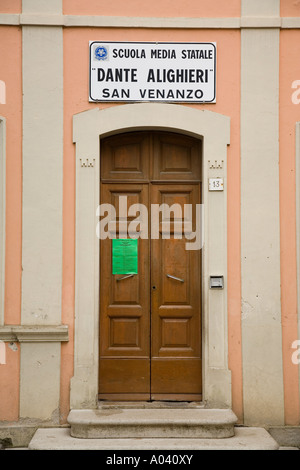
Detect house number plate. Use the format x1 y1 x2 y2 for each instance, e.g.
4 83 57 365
209 178 224 191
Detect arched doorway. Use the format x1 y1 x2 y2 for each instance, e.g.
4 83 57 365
99 131 202 401
70 103 231 410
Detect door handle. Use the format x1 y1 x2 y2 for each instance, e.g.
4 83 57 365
116 274 135 281
166 274 184 283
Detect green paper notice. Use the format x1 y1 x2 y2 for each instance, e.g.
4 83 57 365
112 239 138 275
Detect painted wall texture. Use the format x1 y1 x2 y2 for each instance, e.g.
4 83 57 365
0 0 299 430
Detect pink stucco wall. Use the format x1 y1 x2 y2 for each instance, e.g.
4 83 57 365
0 0 21 14
281 0 300 16
63 0 241 18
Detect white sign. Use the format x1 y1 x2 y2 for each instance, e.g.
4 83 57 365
209 178 224 191
89 41 216 103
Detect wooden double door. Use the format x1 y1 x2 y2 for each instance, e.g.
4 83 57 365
99 131 202 401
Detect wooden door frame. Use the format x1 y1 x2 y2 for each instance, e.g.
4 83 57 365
70 103 231 410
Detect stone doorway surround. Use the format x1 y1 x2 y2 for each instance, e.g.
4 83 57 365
70 103 231 410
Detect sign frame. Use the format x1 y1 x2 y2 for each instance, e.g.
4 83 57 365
89 41 216 104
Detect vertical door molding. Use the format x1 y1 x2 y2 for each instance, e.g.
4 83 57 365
71 109 100 408
0 116 6 326
71 103 231 409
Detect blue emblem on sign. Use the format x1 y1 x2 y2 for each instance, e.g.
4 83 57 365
95 46 108 61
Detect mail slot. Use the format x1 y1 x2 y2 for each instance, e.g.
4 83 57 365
210 276 224 289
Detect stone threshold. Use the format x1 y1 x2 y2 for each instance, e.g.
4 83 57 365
98 401 206 409
28 427 279 450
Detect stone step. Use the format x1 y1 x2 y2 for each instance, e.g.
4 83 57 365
28 427 279 450
67 408 238 439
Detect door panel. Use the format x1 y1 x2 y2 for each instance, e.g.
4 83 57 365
101 132 150 182
99 183 150 399
99 131 202 401
152 132 201 181
151 360 202 399
99 359 150 397
151 184 202 399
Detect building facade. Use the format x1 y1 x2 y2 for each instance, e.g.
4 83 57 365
0 0 300 447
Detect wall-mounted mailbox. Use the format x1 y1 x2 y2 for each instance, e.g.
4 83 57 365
210 276 224 289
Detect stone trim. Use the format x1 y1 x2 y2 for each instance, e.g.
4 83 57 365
268 426 300 448
240 17 281 28
21 23 63 326
0 117 5 327
71 103 231 410
0 424 38 448
0 325 69 342
241 0 284 426
0 14 19 25
0 13 298 29
282 18 300 29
